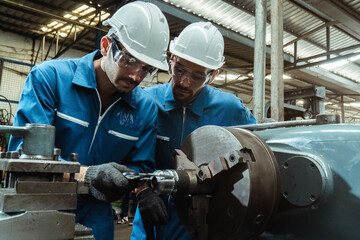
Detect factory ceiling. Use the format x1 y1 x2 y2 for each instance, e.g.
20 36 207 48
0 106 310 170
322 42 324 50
0 0 360 122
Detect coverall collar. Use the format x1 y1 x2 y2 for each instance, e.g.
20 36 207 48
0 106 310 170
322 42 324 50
72 50 137 109
164 80 208 117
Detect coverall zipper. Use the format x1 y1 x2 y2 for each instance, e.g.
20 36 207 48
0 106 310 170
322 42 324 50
180 106 187 144
88 89 122 153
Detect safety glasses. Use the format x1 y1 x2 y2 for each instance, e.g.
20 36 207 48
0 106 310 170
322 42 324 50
111 38 158 78
172 60 213 84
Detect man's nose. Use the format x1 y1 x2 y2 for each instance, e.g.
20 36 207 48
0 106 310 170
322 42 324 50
179 74 192 87
128 70 144 82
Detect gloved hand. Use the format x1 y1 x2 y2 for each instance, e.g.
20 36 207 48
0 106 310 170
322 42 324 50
137 187 168 226
84 162 134 202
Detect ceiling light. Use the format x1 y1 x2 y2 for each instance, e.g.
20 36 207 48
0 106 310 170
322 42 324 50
73 5 89 14
48 21 58 27
265 74 292 80
348 102 360 107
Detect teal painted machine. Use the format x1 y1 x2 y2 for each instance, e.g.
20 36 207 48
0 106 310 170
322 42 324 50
149 114 360 239
256 123 360 239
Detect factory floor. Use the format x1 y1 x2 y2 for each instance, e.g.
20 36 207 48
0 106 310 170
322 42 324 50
114 219 133 240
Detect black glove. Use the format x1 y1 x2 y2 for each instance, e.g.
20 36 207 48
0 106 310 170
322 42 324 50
137 187 168 226
84 162 134 202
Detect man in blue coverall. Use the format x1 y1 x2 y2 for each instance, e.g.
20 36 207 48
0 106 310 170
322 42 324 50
8 2 170 240
131 22 256 240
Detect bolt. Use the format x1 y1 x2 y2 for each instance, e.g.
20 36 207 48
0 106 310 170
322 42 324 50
310 194 317 201
53 148 61 161
10 151 19 159
283 191 289 198
198 170 204 178
229 154 235 162
70 153 79 162
254 214 265 225
283 162 289 169
310 163 316 169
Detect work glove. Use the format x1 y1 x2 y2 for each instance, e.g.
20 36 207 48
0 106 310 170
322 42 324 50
84 162 134 202
137 187 168 226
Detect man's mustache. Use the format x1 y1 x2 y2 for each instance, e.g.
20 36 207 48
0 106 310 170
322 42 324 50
174 85 190 92
121 78 140 86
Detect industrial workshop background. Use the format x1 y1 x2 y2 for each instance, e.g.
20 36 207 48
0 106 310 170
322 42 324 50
1 0 360 130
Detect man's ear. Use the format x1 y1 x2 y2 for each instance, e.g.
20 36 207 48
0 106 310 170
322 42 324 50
100 36 111 56
170 54 176 63
208 69 220 84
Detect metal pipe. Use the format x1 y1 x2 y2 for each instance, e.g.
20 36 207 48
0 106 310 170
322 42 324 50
253 0 267 122
341 96 345 123
271 0 284 121
234 114 340 130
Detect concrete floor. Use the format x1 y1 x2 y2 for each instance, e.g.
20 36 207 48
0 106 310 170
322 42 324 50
114 220 133 240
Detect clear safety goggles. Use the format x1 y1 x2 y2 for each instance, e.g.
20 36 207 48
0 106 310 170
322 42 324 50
111 38 158 78
171 60 213 84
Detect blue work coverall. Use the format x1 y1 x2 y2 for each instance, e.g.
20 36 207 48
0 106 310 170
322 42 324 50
131 82 256 240
8 51 157 240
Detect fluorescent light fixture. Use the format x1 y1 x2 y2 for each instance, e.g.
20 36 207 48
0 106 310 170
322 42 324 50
62 25 72 30
81 7 96 15
265 74 292 80
54 23 64 28
73 5 89 14
215 73 247 81
100 12 110 21
348 102 360 107
48 21 58 27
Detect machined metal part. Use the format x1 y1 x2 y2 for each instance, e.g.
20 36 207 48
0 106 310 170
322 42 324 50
0 210 75 240
0 124 91 239
173 125 281 240
0 189 77 212
0 158 80 173
234 113 340 131
0 124 55 159
281 155 330 207
150 169 179 195
74 223 95 240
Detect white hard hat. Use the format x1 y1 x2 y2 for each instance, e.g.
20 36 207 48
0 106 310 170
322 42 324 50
103 1 170 71
169 22 225 70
